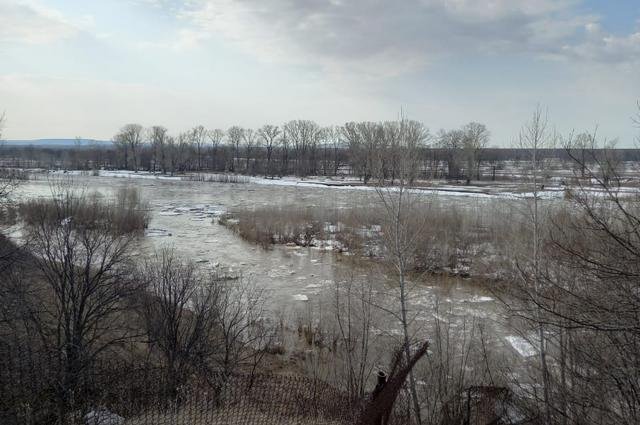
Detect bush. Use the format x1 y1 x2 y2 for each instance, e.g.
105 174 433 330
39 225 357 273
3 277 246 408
0 168 30 181
220 206 368 250
219 198 537 278
18 186 150 235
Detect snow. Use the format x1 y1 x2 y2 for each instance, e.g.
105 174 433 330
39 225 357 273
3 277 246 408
292 294 309 301
247 175 577 200
505 335 537 357
38 169 640 201
97 170 181 180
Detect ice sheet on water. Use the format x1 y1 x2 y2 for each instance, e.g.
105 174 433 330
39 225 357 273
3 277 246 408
145 228 171 237
205 208 224 216
98 170 181 181
505 335 537 357
467 295 494 303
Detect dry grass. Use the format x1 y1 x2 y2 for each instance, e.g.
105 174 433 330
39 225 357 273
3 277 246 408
219 206 373 252
18 186 150 235
220 198 540 279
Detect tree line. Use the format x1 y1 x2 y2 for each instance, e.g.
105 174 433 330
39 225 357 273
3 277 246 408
3 117 638 182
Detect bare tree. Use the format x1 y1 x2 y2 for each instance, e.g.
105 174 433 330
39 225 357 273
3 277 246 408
569 132 595 178
438 129 464 180
114 124 144 171
242 128 257 175
308 126 321 176
258 125 281 178
212 277 271 377
342 122 381 183
191 125 208 171
279 126 290 176
285 120 320 177
112 134 129 170
462 122 489 182
0 112 18 203
141 249 271 391
331 273 381 400
329 126 343 176
165 135 177 175
140 249 220 393
374 115 427 425
508 115 640 423
149 126 169 174
381 122 402 183
320 126 341 177
404 120 429 183
17 183 138 419
227 126 244 173
208 129 225 171
176 131 191 172
516 106 556 423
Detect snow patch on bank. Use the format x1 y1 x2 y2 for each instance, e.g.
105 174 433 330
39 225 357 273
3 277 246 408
38 169 640 200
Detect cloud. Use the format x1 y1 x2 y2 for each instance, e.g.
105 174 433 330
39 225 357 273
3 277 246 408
0 0 89 44
561 25 640 64
0 74 203 138
175 0 639 78
0 72 396 139
137 28 211 51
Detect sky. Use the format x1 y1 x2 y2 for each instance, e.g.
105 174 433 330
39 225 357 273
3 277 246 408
0 0 639 146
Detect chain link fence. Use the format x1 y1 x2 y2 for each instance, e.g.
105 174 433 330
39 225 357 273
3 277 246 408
0 346 408 425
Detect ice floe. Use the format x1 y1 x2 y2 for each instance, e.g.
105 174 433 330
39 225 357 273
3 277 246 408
505 335 537 357
145 228 171 237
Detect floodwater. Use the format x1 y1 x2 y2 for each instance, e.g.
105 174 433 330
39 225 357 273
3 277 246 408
12 174 529 365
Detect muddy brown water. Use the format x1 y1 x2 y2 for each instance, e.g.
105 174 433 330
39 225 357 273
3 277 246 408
12 174 529 369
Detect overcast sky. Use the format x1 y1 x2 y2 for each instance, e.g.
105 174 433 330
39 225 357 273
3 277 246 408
1 0 639 145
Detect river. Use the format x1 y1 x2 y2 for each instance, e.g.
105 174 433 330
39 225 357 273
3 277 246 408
11 172 532 369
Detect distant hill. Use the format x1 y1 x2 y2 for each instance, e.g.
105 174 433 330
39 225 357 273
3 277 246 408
2 139 112 148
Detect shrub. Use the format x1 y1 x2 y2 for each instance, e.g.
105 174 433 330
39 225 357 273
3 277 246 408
18 186 150 235
220 206 364 250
